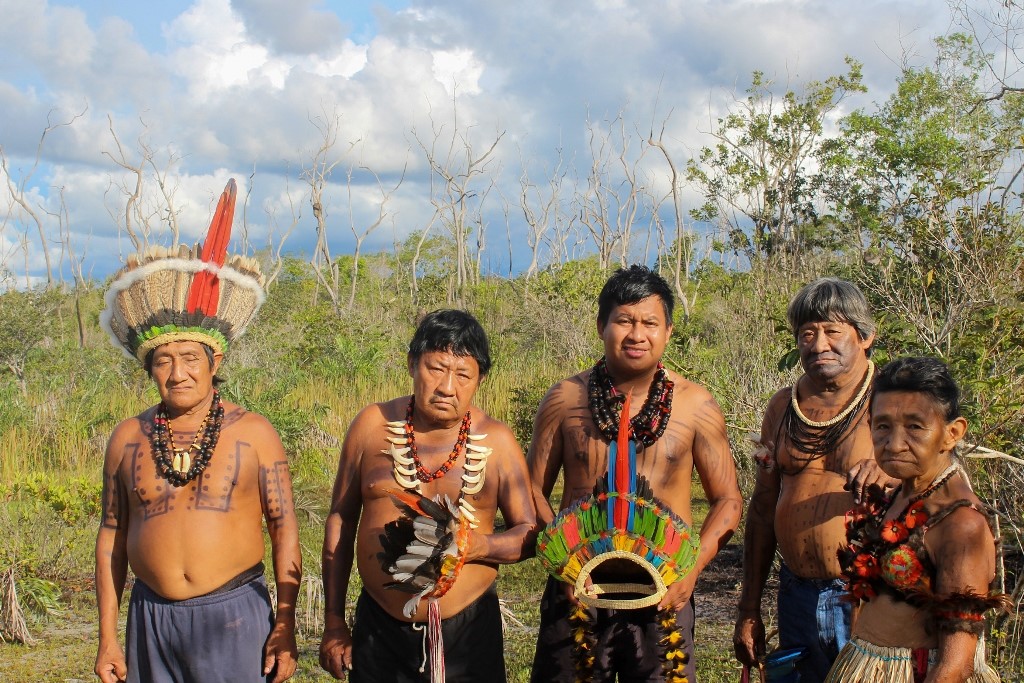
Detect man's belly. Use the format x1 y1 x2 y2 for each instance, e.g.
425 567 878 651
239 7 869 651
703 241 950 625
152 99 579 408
127 517 266 600
775 477 856 579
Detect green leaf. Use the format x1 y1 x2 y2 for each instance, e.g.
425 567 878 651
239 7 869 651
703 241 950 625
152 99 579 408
778 348 800 372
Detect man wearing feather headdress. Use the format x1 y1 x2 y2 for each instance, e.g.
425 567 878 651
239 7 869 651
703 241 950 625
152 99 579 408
94 180 301 683
319 309 536 682
528 265 743 682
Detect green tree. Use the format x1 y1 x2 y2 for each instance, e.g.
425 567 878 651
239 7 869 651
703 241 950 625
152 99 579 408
0 289 58 396
824 39 1024 667
687 59 866 267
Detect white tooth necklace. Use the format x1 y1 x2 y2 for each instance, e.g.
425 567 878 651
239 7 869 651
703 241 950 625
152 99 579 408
384 397 492 528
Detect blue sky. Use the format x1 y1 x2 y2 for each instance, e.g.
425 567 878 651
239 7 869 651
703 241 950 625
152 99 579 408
0 0 958 287
64 1 408 46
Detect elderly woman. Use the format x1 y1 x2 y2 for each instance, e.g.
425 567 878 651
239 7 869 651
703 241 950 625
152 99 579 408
826 357 1008 683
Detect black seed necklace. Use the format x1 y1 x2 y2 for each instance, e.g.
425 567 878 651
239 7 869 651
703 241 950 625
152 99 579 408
150 391 224 487
587 357 674 447
782 363 874 462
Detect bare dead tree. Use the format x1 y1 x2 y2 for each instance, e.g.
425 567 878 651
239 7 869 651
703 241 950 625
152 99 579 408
147 151 183 246
472 177 496 285
45 184 87 291
0 188 19 286
408 212 442 305
103 114 159 252
19 233 29 291
345 157 407 309
412 95 505 304
0 106 86 288
239 169 256 258
231 169 302 292
301 106 356 312
648 113 700 319
104 116 189 260
576 111 652 269
260 173 302 290
517 145 572 279
44 186 88 345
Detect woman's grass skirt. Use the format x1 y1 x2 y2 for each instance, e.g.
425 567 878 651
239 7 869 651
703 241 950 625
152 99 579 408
824 635 999 682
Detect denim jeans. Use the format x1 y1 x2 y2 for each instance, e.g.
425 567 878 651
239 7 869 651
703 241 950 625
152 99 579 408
776 562 852 683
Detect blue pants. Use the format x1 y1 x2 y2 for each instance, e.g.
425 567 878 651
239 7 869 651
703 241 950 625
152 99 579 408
777 563 851 683
125 574 274 683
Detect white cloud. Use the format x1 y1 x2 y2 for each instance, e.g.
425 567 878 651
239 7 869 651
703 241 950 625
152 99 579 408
232 0 348 55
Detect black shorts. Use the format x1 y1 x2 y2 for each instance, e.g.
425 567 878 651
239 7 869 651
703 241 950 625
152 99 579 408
531 576 697 683
351 585 506 683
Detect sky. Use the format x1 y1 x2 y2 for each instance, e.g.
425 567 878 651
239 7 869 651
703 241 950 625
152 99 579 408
0 0 960 287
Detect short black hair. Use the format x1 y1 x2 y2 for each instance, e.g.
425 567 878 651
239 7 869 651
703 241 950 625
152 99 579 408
408 309 492 376
144 342 223 386
597 265 675 326
871 356 961 421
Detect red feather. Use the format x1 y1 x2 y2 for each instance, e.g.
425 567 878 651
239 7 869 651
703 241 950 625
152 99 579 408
186 179 237 316
385 487 438 519
614 392 631 529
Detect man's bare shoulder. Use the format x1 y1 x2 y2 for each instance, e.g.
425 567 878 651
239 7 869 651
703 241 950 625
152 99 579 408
342 397 407 443
542 371 588 408
104 410 153 468
471 409 521 452
222 401 265 428
764 386 791 419
220 404 290 448
108 406 155 443
110 413 142 437
552 370 588 395
665 369 718 408
360 397 405 425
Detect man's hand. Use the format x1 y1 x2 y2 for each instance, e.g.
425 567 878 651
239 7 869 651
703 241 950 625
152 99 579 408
263 621 298 683
657 571 697 613
319 623 355 680
733 610 766 668
845 458 898 504
94 641 127 683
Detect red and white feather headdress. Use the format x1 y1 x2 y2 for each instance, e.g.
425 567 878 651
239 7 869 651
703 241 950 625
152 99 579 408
100 179 265 362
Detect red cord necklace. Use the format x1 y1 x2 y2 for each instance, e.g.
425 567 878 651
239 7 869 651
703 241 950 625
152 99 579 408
404 398 472 483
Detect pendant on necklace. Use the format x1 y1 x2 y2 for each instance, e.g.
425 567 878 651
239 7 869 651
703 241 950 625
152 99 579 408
172 450 191 473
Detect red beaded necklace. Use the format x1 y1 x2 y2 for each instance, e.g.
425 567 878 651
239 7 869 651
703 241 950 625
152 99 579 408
404 397 472 483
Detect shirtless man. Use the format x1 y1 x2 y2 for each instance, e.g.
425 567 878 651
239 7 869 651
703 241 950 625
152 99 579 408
529 265 743 682
95 180 300 683
94 341 300 683
733 277 894 683
319 309 536 682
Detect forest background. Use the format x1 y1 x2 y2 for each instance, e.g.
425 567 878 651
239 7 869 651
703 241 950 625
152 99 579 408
2 6 1024 682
